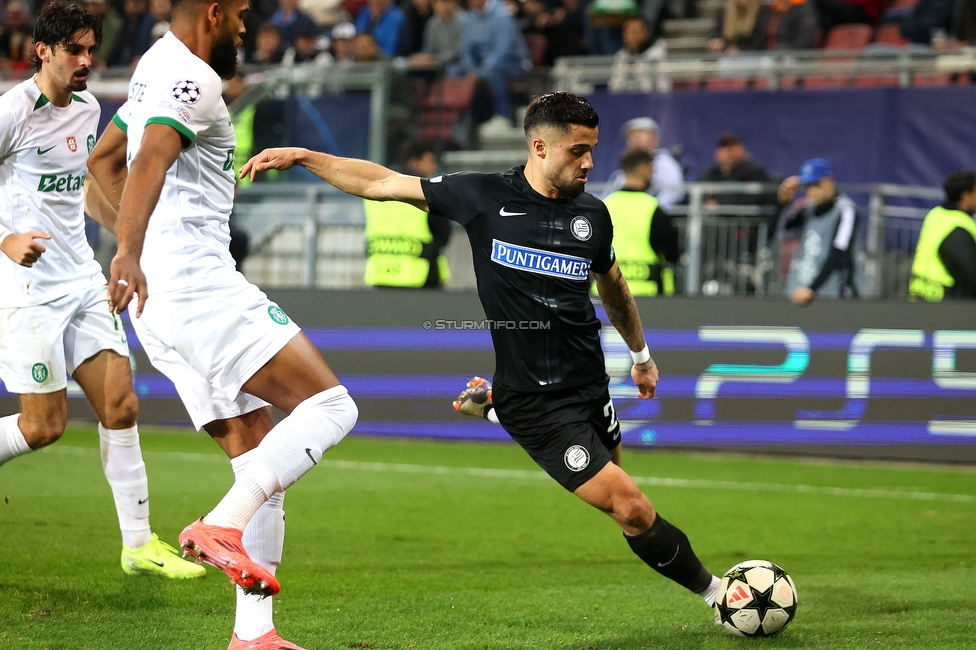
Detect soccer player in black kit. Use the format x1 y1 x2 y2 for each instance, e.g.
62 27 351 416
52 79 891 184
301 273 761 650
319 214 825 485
242 92 721 623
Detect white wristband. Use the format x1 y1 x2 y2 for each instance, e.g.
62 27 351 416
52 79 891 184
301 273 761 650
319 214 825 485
631 345 651 365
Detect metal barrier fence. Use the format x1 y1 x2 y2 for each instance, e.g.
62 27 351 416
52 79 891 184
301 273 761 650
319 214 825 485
552 48 976 94
234 181 943 298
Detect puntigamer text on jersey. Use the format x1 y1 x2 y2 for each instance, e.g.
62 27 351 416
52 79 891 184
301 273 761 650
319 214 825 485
491 239 592 281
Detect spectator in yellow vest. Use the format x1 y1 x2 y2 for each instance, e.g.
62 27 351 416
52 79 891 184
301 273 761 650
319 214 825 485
600 148 680 296
364 140 453 288
909 170 976 301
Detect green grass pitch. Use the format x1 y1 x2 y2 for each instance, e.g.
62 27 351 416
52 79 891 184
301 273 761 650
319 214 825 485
1 425 974 649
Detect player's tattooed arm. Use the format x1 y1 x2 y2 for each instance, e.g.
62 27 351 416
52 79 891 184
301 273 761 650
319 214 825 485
595 262 645 347
594 262 658 399
87 120 129 212
241 148 429 212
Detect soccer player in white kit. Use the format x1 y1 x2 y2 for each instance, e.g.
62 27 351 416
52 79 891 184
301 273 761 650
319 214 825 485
0 0 205 580
87 0 359 647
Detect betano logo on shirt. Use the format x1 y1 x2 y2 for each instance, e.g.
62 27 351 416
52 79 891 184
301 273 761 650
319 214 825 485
37 172 86 193
490 239 591 281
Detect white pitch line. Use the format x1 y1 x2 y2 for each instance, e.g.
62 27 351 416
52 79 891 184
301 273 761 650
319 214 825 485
44 446 976 504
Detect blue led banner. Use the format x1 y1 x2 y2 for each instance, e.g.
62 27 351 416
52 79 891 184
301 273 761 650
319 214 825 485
5 321 973 448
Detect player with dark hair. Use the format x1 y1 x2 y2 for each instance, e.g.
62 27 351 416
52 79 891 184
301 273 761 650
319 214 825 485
0 0 203 579
29 0 102 72
242 91 721 630
87 0 359 646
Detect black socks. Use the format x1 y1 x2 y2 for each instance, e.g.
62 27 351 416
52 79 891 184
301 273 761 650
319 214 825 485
625 514 713 594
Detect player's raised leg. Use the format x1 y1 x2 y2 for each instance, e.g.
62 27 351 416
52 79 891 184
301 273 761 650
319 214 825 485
72 347 204 579
197 411 301 648
129 318 303 645
181 333 357 598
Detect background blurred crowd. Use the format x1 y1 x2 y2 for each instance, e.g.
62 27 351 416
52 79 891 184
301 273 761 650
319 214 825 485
3 0 976 76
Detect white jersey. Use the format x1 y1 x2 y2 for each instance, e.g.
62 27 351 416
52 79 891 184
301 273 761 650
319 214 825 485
0 78 102 307
116 31 237 294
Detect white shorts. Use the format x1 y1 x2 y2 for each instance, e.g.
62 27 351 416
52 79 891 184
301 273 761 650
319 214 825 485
0 277 130 394
130 266 301 430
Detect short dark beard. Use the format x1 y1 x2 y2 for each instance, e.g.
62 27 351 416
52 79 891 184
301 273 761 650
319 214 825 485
210 32 239 80
67 67 90 92
555 179 586 200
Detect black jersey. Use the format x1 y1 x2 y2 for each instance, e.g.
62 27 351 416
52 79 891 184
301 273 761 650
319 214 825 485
421 166 616 393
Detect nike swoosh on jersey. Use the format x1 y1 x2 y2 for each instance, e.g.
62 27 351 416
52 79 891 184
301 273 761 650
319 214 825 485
498 207 527 217
37 146 56 155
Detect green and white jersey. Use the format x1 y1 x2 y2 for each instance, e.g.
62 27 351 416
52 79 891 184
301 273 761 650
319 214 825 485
0 77 102 307
115 31 237 294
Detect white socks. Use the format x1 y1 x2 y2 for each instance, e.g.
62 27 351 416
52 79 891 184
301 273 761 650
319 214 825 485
700 574 721 607
2 415 152 549
99 424 153 549
0 414 31 467
205 385 357 530
486 408 499 424
231 449 285 642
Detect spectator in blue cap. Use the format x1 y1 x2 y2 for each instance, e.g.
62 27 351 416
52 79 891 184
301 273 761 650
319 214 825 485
776 158 862 304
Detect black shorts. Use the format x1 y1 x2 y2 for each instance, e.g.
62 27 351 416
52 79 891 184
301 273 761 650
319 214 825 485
492 379 621 492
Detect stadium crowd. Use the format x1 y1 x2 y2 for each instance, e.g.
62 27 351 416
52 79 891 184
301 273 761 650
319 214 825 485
2 0 976 74
3 0 974 142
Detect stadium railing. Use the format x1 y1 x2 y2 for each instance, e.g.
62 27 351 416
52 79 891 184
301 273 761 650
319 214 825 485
552 48 976 93
233 181 942 299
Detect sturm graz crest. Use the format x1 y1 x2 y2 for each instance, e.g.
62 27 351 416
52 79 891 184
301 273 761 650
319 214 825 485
170 80 202 104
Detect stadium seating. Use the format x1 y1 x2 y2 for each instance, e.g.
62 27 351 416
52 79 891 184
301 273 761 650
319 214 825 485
886 0 919 10
824 24 875 50
873 23 909 47
419 77 477 146
803 74 851 88
854 73 901 87
912 72 953 86
800 24 875 88
705 77 750 91
524 33 548 68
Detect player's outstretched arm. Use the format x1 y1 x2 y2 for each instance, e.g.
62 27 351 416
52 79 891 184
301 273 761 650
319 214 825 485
593 262 658 399
109 124 184 317
241 147 429 211
87 120 129 212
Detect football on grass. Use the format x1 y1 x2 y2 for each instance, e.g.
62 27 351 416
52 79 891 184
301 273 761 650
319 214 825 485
714 560 797 637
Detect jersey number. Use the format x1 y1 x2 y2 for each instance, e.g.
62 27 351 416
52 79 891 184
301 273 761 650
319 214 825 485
603 399 618 433
223 149 235 172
